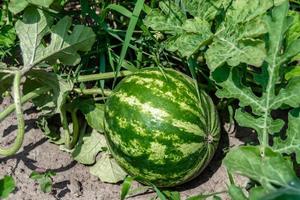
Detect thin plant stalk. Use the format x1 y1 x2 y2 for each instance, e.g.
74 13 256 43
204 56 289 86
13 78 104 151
0 71 25 156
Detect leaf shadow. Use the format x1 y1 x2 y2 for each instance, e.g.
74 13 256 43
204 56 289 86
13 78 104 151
0 137 77 174
52 180 71 199
2 118 38 137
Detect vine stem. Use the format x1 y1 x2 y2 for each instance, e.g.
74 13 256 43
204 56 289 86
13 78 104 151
0 71 25 156
74 70 132 83
61 105 71 149
73 88 112 96
0 86 50 121
70 109 79 149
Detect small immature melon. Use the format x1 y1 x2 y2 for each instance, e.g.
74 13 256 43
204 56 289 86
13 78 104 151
104 68 220 187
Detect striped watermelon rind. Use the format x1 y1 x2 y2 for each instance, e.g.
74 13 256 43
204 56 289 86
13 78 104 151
104 68 220 187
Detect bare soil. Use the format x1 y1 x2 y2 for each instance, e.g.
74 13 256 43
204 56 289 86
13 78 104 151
0 98 249 200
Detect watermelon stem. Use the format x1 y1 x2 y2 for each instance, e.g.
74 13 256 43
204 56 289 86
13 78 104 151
74 70 132 83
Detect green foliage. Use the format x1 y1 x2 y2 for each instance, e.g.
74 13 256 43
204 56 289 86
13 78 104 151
15 7 95 69
144 1 213 58
0 176 15 199
225 146 299 191
8 0 54 14
120 176 133 200
0 2 16 60
1 0 300 198
75 100 105 132
30 171 56 193
213 2 300 145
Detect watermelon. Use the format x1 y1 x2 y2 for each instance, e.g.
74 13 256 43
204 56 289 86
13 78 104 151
104 68 220 187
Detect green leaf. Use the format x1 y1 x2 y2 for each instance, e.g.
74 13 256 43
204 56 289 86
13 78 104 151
144 1 186 34
76 100 105 132
72 130 107 165
205 0 285 71
212 2 300 145
151 184 167 200
165 17 213 57
285 66 300 80
224 146 298 190
90 154 127 183
0 25 16 58
0 176 15 199
30 171 55 193
144 2 212 58
42 16 96 66
228 185 247 200
182 0 232 21
286 11 300 47
206 37 266 71
15 7 53 67
29 172 44 180
274 108 300 163
163 191 181 200
120 176 133 200
8 0 29 14
15 7 96 68
259 181 300 200
39 177 52 193
24 70 73 115
8 0 54 14
249 186 268 200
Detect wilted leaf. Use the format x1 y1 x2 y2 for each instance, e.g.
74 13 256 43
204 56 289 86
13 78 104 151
72 130 107 165
0 176 15 199
90 154 127 183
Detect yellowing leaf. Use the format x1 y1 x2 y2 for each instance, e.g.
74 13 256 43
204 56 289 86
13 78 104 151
72 130 107 165
90 154 127 183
